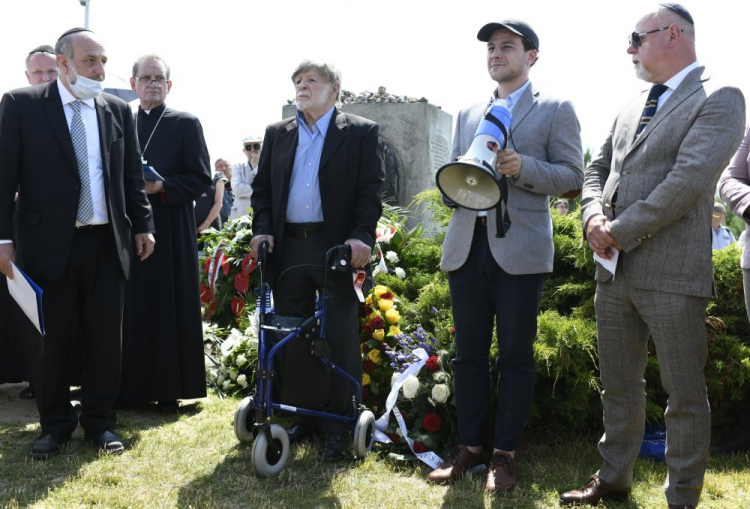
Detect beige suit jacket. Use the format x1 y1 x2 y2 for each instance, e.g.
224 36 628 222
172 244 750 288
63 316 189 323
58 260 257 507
581 67 745 297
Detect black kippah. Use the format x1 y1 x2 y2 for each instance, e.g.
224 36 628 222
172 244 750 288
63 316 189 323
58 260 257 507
658 3 694 25
28 45 55 56
57 27 94 42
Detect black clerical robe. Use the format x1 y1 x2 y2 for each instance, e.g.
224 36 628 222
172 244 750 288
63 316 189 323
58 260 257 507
120 103 211 403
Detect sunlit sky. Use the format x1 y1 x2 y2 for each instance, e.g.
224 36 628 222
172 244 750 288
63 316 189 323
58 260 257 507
1 0 748 169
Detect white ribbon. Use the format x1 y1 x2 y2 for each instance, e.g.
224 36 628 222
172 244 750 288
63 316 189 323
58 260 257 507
373 347 444 468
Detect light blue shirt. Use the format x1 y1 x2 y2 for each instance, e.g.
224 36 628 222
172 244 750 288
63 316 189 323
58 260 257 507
285 106 335 223
493 80 531 112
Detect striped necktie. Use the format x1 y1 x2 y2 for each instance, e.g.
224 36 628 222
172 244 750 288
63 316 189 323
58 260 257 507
635 84 668 137
69 100 94 224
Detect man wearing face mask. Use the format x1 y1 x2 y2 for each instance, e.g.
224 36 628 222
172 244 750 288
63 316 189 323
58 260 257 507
0 44 61 401
0 28 155 459
230 136 262 219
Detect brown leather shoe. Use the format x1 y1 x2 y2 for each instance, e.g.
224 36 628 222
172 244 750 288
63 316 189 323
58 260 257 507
485 450 517 494
559 473 630 505
427 445 484 483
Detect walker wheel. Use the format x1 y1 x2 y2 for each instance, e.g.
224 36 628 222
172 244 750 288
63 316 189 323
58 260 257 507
251 424 290 477
353 410 376 459
234 395 257 443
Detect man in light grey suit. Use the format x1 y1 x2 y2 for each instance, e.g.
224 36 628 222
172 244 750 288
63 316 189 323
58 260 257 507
561 4 745 508
427 20 583 493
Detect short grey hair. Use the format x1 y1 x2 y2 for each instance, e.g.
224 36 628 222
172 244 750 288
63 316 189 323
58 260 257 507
291 60 341 103
132 54 171 80
55 35 75 61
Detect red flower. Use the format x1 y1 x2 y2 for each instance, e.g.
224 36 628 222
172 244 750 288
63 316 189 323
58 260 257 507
380 291 394 300
231 296 246 316
199 283 211 303
422 413 443 433
221 254 230 276
363 360 376 374
363 323 373 335
371 316 385 330
204 257 211 275
241 253 258 276
388 433 400 444
359 304 370 318
451 326 455 336
362 386 370 399
234 272 249 293
413 441 427 453
425 356 440 372
361 344 368 353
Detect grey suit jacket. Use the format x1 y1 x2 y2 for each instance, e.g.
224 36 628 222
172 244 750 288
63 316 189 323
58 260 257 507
581 67 745 297
440 83 584 274
718 124 750 269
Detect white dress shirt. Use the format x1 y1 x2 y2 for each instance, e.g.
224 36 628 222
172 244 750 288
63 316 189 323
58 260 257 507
657 61 700 111
57 78 108 225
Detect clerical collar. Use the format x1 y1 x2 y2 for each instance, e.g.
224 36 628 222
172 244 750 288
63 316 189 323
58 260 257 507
140 103 166 116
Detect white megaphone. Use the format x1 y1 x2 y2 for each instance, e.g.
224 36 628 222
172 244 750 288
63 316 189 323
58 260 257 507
436 100 513 211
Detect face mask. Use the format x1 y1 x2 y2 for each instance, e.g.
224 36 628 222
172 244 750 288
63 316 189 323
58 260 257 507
67 65 103 100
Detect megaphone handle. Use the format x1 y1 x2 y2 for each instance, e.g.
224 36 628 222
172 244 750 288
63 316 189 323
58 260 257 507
495 176 511 238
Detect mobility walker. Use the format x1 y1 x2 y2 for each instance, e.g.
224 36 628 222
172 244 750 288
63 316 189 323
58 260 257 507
233 241 376 476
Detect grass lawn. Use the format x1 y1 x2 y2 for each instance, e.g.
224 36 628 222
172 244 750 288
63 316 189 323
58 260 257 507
1 383 749 508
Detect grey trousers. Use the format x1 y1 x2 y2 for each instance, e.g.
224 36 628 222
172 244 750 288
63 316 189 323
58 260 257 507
594 274 710 507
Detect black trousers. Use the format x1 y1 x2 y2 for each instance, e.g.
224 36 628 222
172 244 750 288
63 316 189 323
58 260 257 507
274 232 360 435
448 221 546 451
33 225 124 436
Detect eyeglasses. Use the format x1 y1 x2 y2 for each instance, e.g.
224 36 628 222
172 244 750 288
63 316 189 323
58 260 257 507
628 26 672 48
244 143 261 151
134 75 168 86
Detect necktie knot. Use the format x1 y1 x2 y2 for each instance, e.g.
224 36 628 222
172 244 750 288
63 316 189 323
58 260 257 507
70 100 82 113
648 84 669 101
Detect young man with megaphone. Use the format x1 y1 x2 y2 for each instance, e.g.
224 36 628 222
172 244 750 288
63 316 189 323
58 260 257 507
429 19 583 494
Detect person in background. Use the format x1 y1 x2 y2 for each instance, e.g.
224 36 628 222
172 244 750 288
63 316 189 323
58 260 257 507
553 199 570 216
231 136 261 219
215 158 233 225
711 202 735 250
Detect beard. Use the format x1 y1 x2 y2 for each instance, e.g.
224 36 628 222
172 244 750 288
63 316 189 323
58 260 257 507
634 61 653 81
296 84 333 111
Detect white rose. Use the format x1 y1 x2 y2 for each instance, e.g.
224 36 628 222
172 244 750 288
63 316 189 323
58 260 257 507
385 251 399 263
432 384 450 404
237 374 248 387
394 267 406 279
222 380 231 390
402 375 420 399
236 354 247 366
219 365 228 375
391 372 401 387
217 374 225 385
229 369 238 381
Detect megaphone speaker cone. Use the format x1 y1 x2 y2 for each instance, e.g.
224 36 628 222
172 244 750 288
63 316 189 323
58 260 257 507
436 161 502 211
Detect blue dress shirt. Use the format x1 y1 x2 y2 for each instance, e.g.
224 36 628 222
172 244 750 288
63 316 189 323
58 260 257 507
285 106 335 223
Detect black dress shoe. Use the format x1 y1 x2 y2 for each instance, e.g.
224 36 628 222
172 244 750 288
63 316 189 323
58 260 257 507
157 400 179 413
287 422 314 444
319 433 347 462
84 429 125 455
560 474 630 506
30 433 70 460
18 386 35 400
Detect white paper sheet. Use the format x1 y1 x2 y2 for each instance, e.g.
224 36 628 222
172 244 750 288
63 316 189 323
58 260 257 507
6 262 44 335
593 249 619 280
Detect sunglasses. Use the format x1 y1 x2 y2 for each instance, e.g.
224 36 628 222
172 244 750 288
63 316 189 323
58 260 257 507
628 25 682 48
244 143 261 151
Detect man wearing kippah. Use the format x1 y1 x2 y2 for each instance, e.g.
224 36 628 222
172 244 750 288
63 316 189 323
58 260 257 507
561 4 745 507
0 28 155 459
432 20 583 493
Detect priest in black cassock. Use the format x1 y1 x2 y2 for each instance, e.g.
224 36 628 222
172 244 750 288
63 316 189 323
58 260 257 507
119 55 211 410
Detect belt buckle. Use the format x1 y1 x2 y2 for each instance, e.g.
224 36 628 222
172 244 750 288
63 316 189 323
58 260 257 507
300 227 307 239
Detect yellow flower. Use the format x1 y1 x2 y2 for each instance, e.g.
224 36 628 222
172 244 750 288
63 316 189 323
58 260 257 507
385 308 400 324
368 349 381 364
373 285 389 298
365 295 373 306
373 328 385 341
362 373 371 386
368 311 381 322
389 325 402 336
379 299 394 312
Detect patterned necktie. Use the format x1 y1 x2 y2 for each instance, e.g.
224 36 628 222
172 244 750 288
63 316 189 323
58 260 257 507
69 100 94 224
635 84 669 137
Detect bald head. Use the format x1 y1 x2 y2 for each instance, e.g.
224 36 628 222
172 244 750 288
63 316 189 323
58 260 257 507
26 49 58 85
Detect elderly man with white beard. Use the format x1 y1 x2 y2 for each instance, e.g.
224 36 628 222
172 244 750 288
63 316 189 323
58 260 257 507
250 60 384 461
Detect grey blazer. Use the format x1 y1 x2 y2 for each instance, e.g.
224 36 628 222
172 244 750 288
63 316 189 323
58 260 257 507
718 124 750 269
581 67 745 297
440 83 584 274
